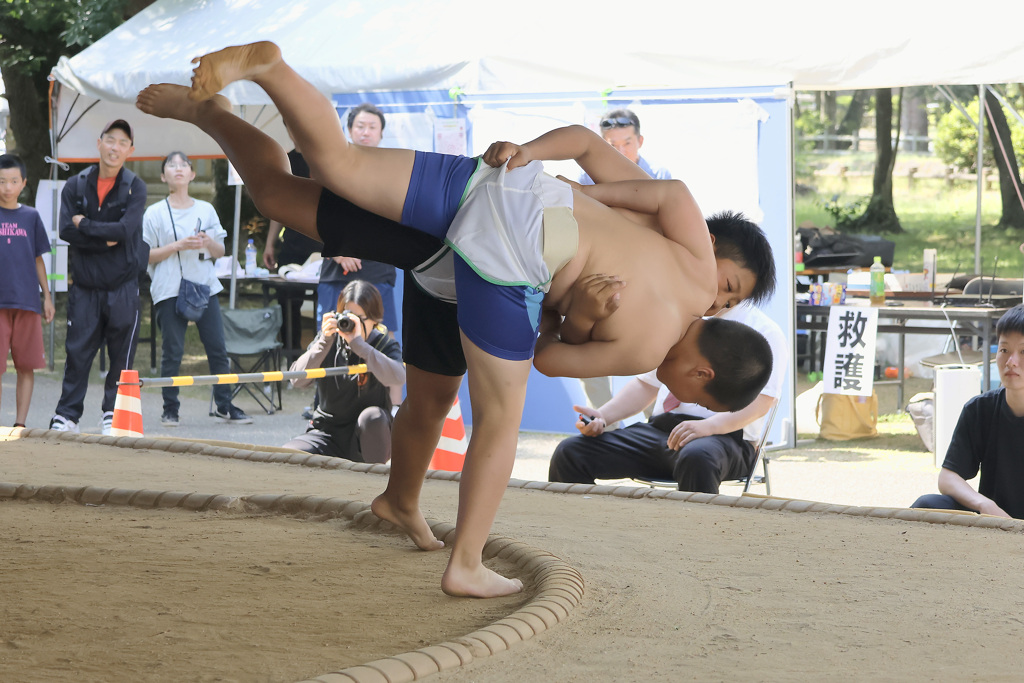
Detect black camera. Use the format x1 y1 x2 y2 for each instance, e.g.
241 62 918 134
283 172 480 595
335 312 356 333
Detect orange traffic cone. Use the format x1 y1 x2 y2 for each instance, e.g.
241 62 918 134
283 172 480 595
429 397 468 472
111 369 143 437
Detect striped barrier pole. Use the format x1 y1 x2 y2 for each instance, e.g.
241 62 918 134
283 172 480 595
116 364 368 389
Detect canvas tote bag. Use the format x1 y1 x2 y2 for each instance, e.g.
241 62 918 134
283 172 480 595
815 391 879 440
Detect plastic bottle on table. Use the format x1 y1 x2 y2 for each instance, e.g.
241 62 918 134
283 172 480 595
245 239 257 277
869 255 886 305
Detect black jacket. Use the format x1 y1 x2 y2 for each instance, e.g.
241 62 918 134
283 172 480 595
59 166 149 290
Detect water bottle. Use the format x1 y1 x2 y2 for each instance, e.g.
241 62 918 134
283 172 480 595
869 256 885 306
245 239 257 277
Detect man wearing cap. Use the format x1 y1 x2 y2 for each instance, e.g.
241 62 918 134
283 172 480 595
577 108 673 413
49 119 149 434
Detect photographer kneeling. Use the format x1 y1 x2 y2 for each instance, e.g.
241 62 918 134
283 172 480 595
283 280 404 461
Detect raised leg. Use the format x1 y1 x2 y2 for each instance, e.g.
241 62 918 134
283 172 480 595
185 41 414 223
137 84 323 241
371 366 461 551
440 335 529 598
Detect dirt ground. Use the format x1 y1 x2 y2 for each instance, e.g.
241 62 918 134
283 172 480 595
4 433 1024 683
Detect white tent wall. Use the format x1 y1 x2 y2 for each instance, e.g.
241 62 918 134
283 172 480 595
51 82 290 161
47 0 1024 439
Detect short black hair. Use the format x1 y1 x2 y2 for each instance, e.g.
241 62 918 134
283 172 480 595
600 108 641 135
707 210 776 305
0 153 26 179
997 304 1024 337
346 103 385 132
698 317 773 412
161 151 191 172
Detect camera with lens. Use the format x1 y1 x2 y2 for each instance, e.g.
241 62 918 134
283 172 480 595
334 312 356 333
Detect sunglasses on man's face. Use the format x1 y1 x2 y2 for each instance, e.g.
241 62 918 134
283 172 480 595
599 116 636 129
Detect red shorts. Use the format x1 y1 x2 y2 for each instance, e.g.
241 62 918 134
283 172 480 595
0 308 45 373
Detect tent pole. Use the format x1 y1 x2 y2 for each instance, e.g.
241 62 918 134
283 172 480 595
230 183 240 310
975 84 984 277
47 83 60 371
228 107 242 310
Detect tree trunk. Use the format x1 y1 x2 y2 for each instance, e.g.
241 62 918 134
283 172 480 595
3 68 51 200
984 89 1024 230
899 92 929 153
851 88 903 233
835 89 869 150
822 91 837 129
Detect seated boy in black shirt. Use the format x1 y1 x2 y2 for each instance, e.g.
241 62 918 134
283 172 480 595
911 304 1024 519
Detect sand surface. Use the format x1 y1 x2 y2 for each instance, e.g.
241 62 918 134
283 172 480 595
4 433 1024 682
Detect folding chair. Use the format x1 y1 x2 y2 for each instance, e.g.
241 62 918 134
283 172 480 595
632 399 779 495
918 278 1013 368
211 305 284 415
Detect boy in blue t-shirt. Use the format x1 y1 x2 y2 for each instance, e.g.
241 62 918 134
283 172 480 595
0 154 55 427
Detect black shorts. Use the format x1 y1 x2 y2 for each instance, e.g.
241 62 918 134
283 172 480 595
402 275 466 377
315 187 465 377
316 188 442 270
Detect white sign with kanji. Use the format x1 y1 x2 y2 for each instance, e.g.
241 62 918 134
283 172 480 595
823 305 879 397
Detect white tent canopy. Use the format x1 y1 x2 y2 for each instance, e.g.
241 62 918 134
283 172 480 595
50 0 1024 160
45 0 1024 440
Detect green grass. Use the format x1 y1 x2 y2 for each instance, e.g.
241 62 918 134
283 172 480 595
796 151 1023 278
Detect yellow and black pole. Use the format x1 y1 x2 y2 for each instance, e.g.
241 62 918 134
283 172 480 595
121 364 368 389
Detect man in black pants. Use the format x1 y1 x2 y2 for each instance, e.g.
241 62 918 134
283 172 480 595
49 119 148 434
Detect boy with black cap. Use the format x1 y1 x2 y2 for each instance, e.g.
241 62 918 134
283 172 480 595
49 119 148 434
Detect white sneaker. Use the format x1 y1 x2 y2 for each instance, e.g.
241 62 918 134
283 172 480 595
101 411 114 436
49 415 80 433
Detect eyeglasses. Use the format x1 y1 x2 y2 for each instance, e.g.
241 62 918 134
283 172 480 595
599 116 636 130
165 162 192 170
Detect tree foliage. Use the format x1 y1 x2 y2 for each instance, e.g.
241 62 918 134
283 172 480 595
0 0 152 191
934 97 1024 172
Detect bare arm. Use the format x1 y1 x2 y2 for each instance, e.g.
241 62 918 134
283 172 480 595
534 329 666 381
665 394 774 451
482 124 649 182
574 378 658 436
201 231 226 260
35 256 55 323
576 179 710 257
148 236 191 264
264 221 281 269
557 274 626 345
937 467 1009 517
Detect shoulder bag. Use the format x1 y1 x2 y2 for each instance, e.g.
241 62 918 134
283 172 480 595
166 199 211 322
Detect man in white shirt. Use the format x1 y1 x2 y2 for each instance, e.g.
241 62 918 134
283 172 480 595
549 303 787 493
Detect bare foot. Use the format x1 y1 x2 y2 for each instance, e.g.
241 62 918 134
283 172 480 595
371 493 445 551
442 561 524 599
136 84 230 123
189 41 282 101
